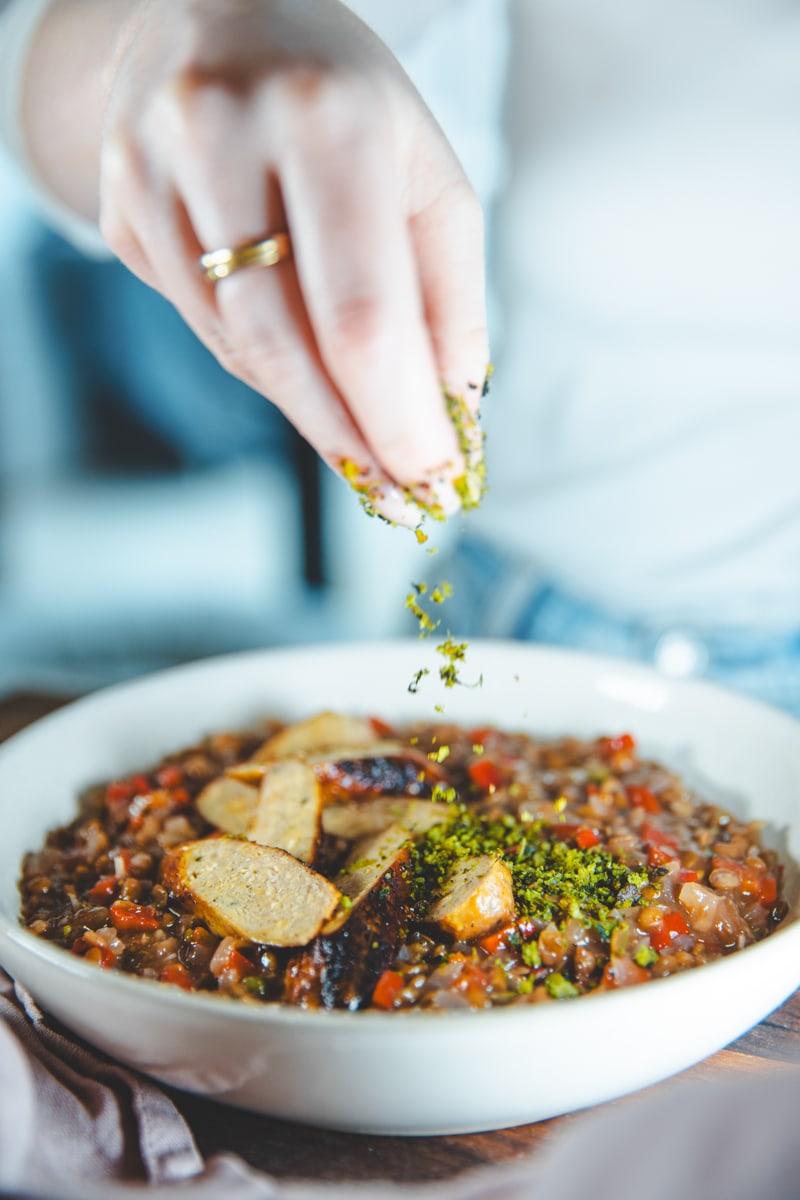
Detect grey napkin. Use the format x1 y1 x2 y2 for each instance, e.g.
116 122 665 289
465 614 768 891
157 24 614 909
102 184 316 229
4 965 800 1200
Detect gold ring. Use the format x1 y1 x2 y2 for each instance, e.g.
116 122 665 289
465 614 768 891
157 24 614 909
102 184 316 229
198 232 292 283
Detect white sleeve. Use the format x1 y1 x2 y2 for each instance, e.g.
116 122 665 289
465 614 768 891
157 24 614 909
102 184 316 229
0 0 111 257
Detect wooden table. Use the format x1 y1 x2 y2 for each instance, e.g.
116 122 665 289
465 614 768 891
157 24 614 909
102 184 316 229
3 691 799 1186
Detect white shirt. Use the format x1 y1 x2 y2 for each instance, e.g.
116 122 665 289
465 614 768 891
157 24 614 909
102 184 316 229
474 0 800 628
5 0 800 629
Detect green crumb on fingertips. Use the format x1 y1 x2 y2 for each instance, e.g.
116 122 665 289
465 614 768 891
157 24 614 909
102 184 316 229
443 384 487 511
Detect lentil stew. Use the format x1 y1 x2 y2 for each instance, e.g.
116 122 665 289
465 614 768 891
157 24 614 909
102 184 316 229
19 712 787 1011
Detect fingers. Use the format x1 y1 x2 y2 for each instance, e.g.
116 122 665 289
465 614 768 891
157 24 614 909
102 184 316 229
100 52 489 528
128 85 424 526
100 133 229 361
158 80 460 521
275 83 463 500
410 177 490 417
408 174 490 504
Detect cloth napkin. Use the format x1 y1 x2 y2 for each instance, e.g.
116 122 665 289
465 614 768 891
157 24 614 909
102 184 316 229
3 967 800 1200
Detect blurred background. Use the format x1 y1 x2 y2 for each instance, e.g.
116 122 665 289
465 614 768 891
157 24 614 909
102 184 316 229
0 155 450 697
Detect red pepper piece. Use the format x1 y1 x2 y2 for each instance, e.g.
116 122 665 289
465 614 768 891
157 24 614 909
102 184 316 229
759 875 778 906
627 785 661 813
72 936 116 968
649 910 690 951
209 939 253 985
369 716 396 739
642 822 680 866
478 924 516 955
105 780 133 821
155 764 184 789
598 733 637 765
550 824 601 849
159 962 195 990
648 845 674 867
86 875 118 903
109 900 160 932
468 759 509 791
467 727 491 745
550 823 579 841
106 780 132 804
371 969 405 1009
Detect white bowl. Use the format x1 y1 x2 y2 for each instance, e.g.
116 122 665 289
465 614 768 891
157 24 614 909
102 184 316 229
1 640 799 1136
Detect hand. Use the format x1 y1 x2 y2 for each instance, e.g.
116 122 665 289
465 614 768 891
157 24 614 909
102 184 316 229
100 0 489 523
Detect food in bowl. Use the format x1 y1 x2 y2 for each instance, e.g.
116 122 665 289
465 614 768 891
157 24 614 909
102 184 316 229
19 710 787 1012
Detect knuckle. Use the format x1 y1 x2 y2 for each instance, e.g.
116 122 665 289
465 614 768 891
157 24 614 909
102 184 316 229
319 293 392 365
274 64 380 139
228 322 308 393
203 326 237 371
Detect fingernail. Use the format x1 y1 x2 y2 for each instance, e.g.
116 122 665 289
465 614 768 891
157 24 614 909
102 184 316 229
410 475 462 522
368 484 424 529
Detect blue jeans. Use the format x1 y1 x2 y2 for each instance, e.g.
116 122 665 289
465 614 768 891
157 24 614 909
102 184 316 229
443 536 800 718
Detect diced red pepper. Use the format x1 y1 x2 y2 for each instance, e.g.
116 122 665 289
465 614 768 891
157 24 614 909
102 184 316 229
105 780 133 821
478 924 516 955
675 869 699 886
112 848 136 876
647 825 679 850
72 936 116 968
598 733 637 766
711 855 777 906
155 764 184 789
479 918 538 955
372 969 405 1009
369 716 396 739
649 910 690 952
739 868 762 898
109 900 160 932
209 939 252 985
549 823 601 849
468 759 509 791
130 774 151 795
455 962 490 1005
158 962 195 991
467 727 491 745
642 822 680 867
550 823 579 841
627 785 661 814
86 875 118 903
106 780 133 804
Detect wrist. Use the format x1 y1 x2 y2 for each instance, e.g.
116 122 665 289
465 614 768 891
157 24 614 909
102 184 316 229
20 0 146 223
